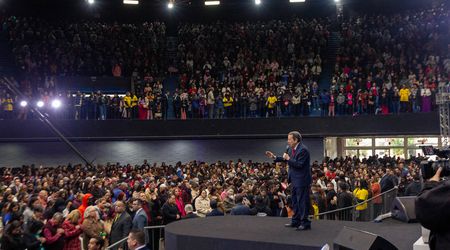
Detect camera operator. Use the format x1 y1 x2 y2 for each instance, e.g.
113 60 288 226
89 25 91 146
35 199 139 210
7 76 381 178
416 167 450 249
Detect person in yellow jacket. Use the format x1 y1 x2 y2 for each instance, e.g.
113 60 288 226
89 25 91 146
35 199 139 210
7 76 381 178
223 92 234 118
122 92 132 119
266 92 277 117
2 93 14 119
353 179 369 221
399 84 411 112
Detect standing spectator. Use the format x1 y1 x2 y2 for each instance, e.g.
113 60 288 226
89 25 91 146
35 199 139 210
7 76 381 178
353 179 369 221
43 212 65 250
23 219 46 250
337 182 353 221
266 92 277 117
223 92 234 118
62 210 83 250
131 199 148 230
325 182 337 220
2 93 14 119
371 174 382 218
162 194 181 224
109 201 132 250
87 237 105 250
81 206 105 250
127 229 149 250
2 220 25 250
215 94 224 119
421 85 432 112
399 85 411 112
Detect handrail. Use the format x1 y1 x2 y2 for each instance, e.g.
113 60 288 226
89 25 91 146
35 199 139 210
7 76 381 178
107 236 128 250
314 186 398 217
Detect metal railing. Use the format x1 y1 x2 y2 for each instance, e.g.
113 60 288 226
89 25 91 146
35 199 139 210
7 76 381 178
106 225 166 250
311 186 399 222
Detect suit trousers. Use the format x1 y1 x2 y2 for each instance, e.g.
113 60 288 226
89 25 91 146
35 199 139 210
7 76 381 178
291 185 311 227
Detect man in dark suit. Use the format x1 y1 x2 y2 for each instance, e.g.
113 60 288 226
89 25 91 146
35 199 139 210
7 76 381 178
132 199 148 230
127 229 150 250
109 201 132 250
266 131 312 230
379 167 398 212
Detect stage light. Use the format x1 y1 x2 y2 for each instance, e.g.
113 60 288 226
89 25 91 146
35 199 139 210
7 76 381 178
205 1 220 6
88 0 94 4
255 0 261 5
20 101 27 107
123 0 139 5
334 0 340 2
37 101 44 108
168 2 174 9
51 99 62 109
290 0 306 2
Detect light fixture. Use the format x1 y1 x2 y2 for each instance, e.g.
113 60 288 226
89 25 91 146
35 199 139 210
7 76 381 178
123 0 139 5
51 99 62 109
205 1 220 6
289 0 306 2
168 2 174 9
20 101 27 107
88 0 95 4
255 0 261 5
36 101 44 108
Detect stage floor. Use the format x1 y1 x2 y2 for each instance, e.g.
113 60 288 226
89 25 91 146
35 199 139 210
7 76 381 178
165 216 421 250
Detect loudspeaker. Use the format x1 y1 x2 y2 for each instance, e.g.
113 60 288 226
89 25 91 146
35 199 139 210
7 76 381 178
391 196 417 223
333 227 398 250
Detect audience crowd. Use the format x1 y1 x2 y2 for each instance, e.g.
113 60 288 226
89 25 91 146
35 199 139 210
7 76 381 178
0 154 422 249
2 6 450 119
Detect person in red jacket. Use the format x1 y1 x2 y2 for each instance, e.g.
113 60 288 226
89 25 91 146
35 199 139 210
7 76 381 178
78 193 94 221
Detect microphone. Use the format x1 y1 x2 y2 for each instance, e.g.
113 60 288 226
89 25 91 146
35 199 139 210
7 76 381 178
285 145 290 154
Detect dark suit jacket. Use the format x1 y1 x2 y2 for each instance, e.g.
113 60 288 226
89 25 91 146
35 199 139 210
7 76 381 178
132 208 148 230
109 212 132 248
275 143 312 187
380 174 398 192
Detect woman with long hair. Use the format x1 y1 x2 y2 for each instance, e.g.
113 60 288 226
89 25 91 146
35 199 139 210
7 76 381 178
62 210 83 250
1 220 25 250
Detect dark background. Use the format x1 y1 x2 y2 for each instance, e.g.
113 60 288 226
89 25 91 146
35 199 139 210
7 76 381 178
1 0 437 22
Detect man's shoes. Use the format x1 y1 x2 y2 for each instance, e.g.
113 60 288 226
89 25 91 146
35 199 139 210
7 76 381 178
284 223 299 228
296 225 311 231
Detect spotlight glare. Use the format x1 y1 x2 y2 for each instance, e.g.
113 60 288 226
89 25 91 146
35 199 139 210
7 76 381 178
289 0 306 2
123 0 139 5
334 0 340 2
168 2 174 9
20 101 27 107
37 101 44 108
255 0 261 5
88 0 94 4
51 99 62 109
204 1 220 6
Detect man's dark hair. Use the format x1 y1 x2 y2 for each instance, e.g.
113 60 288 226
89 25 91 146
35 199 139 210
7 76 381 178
235 194 244 204
92 237 105 247
210 199 218 209
130 229 146 246
288 131 302 142
339 182 349 191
